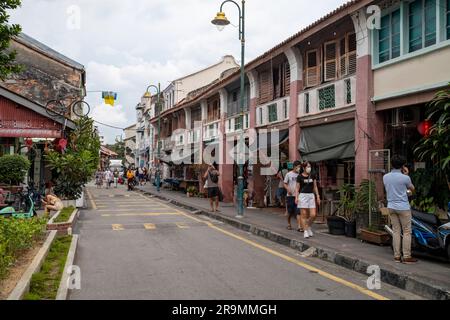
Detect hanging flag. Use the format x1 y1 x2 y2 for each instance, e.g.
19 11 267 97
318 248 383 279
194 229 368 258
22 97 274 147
102 91 118 106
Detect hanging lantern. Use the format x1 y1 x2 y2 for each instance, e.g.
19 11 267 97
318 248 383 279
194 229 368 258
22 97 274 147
102 91 118 106
417 120 432 137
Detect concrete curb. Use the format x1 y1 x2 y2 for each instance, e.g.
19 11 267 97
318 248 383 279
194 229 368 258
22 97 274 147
137 188 450 300
7 231 58 300
56 234 79 300
47 209 79 235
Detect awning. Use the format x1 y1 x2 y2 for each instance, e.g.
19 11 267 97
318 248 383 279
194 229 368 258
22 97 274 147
298 120 355 162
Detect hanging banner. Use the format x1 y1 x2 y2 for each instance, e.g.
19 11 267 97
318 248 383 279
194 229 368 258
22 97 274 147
102 91 118 106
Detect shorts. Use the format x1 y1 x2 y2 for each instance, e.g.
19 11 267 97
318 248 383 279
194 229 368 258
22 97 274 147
286 196 300 217
139 174 144 180
207 187 220 198
276 188 287 199
298 193 316 209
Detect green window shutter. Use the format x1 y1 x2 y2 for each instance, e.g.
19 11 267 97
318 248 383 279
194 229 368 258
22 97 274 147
318 85 336 111
268 104 278 122
305 93 310 114
379 15 391 63
391 9 401 58
447 0 450 39
409 0 423 52
424 0 436 47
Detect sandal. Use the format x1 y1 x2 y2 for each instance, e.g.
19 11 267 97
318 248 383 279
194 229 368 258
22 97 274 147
297 228 304 232
287 226 293 230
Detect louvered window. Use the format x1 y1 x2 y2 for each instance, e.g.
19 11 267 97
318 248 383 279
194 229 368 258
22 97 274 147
305 50 320 88
258 71 273 105
305 93 310 114
339 33 357 77
379 9 401 63
345 79 352 104
409 0 437 52
324 41 337 81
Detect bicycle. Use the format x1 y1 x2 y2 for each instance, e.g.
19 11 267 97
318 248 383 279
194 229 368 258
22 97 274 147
45 98 91 118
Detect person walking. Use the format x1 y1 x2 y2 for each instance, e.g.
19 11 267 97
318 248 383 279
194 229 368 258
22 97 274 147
204 163 220 212
284 160 302 231
275 163 288 209
105 168 113 189
296 161 320 239
127 168 135 191
113 169 119 188
383 155 417 264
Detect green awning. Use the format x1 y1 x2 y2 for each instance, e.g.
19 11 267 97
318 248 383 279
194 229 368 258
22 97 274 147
298 120 355 162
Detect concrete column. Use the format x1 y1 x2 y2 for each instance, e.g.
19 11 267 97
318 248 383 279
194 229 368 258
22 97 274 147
247 70 259 128
184 107 192 130
201 100 208 123
217 88 233 203
352 9 384 185
285 46 303 161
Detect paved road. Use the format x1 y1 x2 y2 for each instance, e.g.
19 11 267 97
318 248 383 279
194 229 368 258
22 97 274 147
69 185 423 300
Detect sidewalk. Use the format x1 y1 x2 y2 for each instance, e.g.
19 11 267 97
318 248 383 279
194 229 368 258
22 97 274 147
136 184 450 300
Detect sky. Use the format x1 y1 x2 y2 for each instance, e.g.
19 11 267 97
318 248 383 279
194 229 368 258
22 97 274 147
10 0 348 144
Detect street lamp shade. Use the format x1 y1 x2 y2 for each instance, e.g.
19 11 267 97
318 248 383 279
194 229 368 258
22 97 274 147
211 12 230 31
144 91 152 99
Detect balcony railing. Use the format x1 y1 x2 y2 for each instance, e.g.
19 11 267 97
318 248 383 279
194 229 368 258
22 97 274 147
256 96 290 127
203 121 220 141
298 75 356 117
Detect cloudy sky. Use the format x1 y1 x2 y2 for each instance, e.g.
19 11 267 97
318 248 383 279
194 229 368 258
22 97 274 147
10 0 348 144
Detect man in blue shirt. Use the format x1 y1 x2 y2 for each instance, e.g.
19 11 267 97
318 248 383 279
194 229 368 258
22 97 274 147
383 155 417 264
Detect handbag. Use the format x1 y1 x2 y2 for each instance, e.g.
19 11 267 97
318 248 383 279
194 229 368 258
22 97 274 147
218 188 224 202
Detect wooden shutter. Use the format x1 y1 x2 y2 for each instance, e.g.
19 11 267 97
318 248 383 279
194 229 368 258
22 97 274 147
339 37 348 77
324 41 337 81
258 71 273 104
284 61 291 95
348 33 357 75
304 50 319 87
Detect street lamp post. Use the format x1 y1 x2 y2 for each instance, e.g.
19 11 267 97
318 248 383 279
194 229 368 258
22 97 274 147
145 83 162 192
212 0 246 217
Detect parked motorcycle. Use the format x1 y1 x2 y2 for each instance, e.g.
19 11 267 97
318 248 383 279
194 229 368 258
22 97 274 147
0 190 36 219
385 204 450 260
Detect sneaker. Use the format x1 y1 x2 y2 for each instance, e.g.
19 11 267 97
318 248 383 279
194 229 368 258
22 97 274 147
304 231 310 239
394 256 402 263
402 257 418 264
307 228 314 237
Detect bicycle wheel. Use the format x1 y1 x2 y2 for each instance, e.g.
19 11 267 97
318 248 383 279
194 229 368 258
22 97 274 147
46 100 66 117
71 100 91 117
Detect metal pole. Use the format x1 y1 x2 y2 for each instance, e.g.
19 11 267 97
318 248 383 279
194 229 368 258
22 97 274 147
237 0 245 217
156 83 161 192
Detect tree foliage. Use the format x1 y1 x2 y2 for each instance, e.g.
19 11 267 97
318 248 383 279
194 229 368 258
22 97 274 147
0 0 22 80
414 84 450 208
0 154 30 185
45 116 100 199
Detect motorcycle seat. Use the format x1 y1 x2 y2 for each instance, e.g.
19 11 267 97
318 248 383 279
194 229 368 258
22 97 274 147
412 210 441 226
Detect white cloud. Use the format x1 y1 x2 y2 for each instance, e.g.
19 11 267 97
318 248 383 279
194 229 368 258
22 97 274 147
10 0 349 143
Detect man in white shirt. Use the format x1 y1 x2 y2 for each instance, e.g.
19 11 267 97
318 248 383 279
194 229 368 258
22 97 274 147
284 160 302 231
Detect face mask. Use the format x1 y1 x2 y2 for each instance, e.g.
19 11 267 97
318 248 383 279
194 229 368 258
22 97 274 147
306 167 312 174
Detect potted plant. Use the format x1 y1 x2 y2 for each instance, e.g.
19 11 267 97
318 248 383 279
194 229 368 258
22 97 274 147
0 154 31 193
357 179 390 245
187 186 197 198
335 184 357 238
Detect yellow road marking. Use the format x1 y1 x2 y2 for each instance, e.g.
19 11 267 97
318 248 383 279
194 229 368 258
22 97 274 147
112 224 124 231
176 210 389 301
102 212 181 217
144 223 156 230
176 223 190 229
86 188 97 210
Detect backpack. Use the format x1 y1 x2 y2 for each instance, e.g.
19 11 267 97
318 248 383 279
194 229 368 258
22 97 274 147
209 172 219 184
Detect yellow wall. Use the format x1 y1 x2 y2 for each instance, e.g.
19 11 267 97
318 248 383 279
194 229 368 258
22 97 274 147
374 45 450 99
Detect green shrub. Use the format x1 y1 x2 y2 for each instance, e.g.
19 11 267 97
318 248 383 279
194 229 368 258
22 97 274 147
0 217 46 279
0 154 31 185
53 206 75 223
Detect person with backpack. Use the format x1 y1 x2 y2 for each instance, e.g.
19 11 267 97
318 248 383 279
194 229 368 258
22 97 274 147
204 163 220 212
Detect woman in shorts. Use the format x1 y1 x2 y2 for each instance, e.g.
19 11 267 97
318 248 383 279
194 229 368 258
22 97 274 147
295 162 321 239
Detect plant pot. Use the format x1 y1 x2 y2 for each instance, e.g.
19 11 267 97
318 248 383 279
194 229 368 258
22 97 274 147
360 229 391 245
345 220 357 238
326 216 346 235
62 200 76 208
